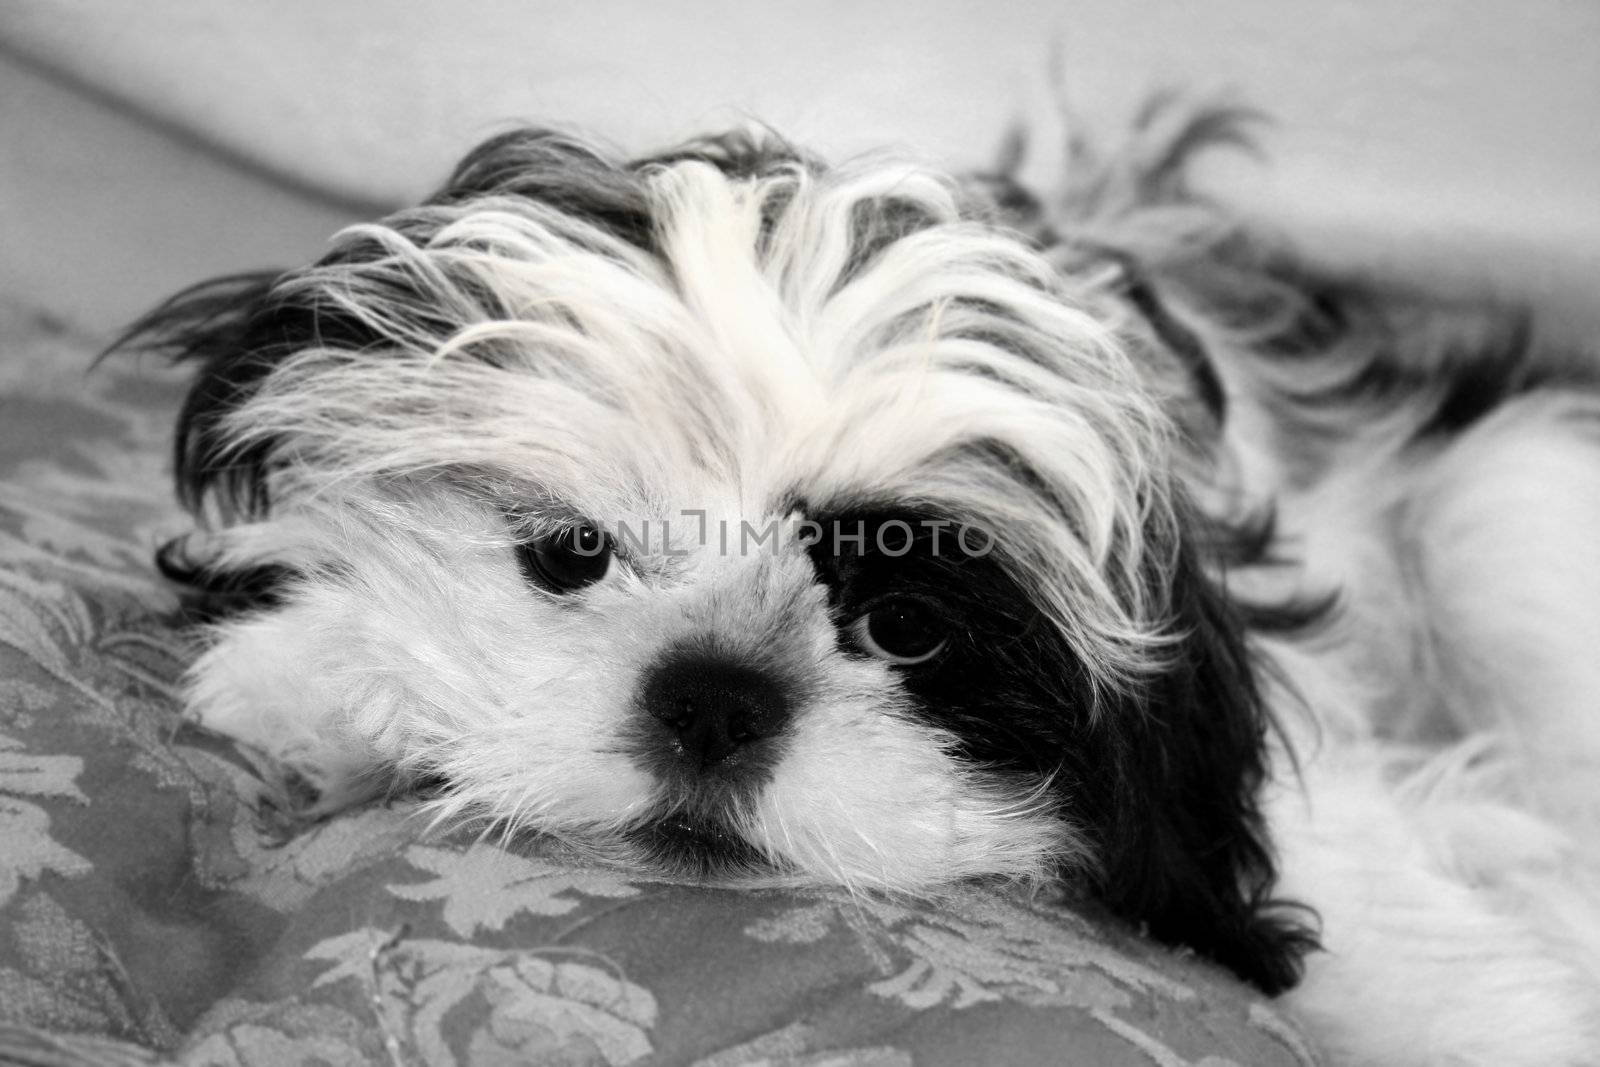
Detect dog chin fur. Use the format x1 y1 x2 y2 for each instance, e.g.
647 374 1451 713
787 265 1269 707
123 104 1600 1064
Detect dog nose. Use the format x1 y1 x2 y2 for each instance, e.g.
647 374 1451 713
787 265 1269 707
641 656 791 768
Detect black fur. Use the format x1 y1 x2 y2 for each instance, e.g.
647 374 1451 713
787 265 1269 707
1092 523 1318 994
154 536 295 621
803 500 1318 995
108 270 286 517
438 129 661 250
1112 254 1230 424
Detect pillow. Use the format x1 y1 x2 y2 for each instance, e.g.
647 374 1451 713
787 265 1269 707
0 301 1315 1066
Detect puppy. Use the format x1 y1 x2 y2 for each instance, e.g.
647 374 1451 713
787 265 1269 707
122 105 1600 1064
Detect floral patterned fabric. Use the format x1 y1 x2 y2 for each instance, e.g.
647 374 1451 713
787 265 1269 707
0 300 1318 1066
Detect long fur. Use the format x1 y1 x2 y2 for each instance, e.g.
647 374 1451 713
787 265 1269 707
118 105 1600 1063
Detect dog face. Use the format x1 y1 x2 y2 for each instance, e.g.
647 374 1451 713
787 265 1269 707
131 130 1311 992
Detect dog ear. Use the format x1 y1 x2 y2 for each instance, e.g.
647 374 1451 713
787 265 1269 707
106 272 322 612
110 129 659 522
1089 512 1320 995
108 271 297 519
112 265 452 519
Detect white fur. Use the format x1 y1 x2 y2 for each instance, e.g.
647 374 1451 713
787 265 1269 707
1269 736 1600 1066
1231 393 1600 1063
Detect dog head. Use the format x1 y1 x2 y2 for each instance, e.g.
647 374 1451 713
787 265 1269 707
127 128 1311 992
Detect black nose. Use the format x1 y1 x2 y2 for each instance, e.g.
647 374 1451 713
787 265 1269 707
641 656 791 768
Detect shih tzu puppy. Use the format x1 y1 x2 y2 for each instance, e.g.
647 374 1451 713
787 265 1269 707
121 103 1600 1064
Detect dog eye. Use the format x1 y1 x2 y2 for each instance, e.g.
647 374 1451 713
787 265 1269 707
517 524 612 592
850 598 949 665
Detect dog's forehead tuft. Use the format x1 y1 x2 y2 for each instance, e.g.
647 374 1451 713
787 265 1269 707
176 129 1188 692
